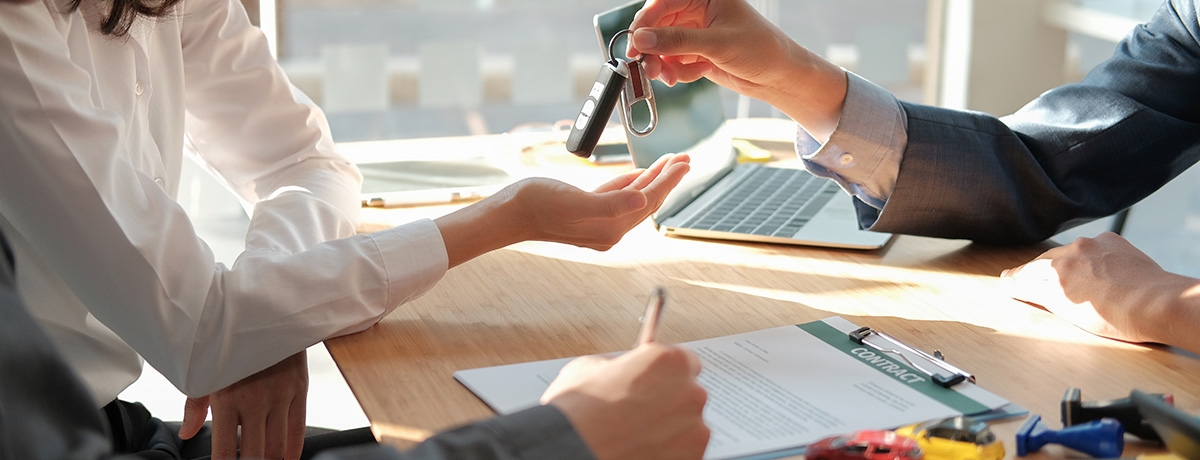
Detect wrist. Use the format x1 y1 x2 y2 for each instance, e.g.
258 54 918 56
433 184 528 268
548 395 621 460
765 43 847 143
1150 275 1200 351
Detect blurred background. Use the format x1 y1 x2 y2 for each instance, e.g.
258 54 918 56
129 0 1197 430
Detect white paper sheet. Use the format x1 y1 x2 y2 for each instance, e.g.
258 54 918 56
454 317 1018 460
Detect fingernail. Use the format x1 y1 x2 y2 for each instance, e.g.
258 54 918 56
633 29 657 51
1000 269 1010 278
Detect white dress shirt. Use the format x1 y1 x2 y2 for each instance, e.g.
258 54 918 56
0 0 448 405
796 72 910 209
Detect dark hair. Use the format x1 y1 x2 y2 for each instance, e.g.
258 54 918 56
69 0 183 36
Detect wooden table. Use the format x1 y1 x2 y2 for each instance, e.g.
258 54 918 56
328 137 1200 459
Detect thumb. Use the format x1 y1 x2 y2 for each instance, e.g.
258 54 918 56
178 396 210 439
593 189 648 218
632 26 723 59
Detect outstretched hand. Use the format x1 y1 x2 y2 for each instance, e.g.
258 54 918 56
515 152 690 251
435 153 690 268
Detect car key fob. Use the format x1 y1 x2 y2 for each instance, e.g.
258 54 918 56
566 60 628 157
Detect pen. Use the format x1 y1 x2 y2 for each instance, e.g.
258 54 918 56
636 287 667 346
361 185 502 208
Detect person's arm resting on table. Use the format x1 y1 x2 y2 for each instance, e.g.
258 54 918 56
626 0 1200 354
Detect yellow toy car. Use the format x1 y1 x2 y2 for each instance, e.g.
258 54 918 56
895 417 1005 460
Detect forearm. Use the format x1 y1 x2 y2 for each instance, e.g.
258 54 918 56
746 38 847 144
433 185 530 269
1150 277 1200 355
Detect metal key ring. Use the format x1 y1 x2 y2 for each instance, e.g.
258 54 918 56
607 29 639 64
608 29 657 137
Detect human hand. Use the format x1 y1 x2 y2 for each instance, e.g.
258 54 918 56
628 0 790 91
435 153 688 267
1000 232 1192 345
627 0 847 141
179 351 309 460
512 152 690 251
541 343 709 460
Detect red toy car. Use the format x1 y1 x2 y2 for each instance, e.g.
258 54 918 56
806 429 925 460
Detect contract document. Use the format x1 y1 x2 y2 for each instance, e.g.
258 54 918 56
454 316 1019 460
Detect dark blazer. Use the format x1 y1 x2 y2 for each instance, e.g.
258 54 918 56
859 0 1200 244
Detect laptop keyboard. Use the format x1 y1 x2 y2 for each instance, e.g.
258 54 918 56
681 166 839 237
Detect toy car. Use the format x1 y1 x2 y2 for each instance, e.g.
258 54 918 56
806 429 925 460
895 416 1005 460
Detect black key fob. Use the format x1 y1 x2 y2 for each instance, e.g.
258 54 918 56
566 60 628 158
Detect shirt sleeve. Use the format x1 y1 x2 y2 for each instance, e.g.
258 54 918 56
0 0 448 396
179 0 363 255
312 405 597 460
795 72 909 209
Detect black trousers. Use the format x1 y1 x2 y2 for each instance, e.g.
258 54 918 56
102 399 376 460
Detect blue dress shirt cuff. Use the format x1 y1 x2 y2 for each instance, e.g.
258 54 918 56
795 71 908 210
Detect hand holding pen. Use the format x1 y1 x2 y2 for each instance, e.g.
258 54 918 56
540 286 710 460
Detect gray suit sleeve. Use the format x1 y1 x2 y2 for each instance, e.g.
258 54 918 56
313 405 597 460
0 240 115 460
859 0 1200 244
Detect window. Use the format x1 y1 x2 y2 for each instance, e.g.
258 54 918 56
268 0 928 143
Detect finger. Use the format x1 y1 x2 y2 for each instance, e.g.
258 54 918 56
560 354 608 377
632 26 727 62
178 396 210 439
639 54 664 80
660 59 716 86
210 406 240 460
239 415 266 460
594 168 645 193
1004 258 1057 284
626 153 677 190
591 189 649 218
640 162 691 204
285 393 307 460
680 348 703 377
593 153 687 194
643 343 703 378
999 259 1066 309
264 408 288 460
629 0 690 32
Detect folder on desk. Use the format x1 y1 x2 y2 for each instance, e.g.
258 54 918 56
354 159 515 208
454 316 1025 460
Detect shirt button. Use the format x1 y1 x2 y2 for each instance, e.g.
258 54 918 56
135 82 144 96
154 177 164 187
839 153 854 165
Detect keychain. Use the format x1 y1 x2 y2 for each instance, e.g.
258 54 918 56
566 29 658 158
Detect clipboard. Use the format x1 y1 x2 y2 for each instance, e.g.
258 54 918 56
455 316 1024 460
849 326 975 388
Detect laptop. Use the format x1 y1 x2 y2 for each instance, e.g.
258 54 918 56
595 1 892 250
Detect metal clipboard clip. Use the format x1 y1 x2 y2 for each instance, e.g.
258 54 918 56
849 326 975 388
